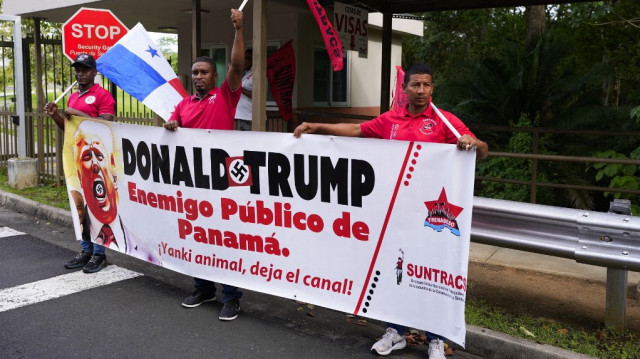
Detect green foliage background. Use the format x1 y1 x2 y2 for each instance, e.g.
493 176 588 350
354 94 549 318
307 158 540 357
402 1 640 212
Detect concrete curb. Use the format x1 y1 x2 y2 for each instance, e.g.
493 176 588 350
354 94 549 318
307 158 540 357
465 325 595 359
0 189 596 359
0 190 72 227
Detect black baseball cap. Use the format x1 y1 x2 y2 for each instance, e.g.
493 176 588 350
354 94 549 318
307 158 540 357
71 54 96 68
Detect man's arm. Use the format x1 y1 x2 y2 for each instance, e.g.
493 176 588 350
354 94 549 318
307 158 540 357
43 102 66 130
99 114 114 122
64 107 114 122
293 122 362 138
227 9 245 91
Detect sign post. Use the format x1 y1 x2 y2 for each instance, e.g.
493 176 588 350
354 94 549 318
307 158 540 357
62 7 128 61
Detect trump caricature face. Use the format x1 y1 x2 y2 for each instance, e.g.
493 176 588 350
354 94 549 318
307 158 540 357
74 121 118 224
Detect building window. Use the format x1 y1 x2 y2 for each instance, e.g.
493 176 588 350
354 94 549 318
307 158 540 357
313 47 349 106
247 42 280 108
200 45 228 88
202 42 281 108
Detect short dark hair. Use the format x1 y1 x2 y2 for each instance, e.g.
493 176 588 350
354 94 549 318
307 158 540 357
193 56 217 73
245 49 253 57
404 63 433 84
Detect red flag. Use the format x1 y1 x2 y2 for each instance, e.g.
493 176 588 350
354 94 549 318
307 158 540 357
390 66 407 111
306 0 343 71
267 40 296 121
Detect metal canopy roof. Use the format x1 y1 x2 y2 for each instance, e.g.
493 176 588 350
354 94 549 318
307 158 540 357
337 0 593 13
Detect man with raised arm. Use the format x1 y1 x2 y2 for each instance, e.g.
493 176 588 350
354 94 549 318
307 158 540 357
164 8 246 322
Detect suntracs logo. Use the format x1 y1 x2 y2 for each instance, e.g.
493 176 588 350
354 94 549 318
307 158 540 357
424 187 463 236
419 118 437 136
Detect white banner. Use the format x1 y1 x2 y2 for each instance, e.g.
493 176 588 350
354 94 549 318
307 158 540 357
63 117 476 346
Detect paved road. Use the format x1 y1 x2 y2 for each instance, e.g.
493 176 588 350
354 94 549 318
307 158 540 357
0 205 483 359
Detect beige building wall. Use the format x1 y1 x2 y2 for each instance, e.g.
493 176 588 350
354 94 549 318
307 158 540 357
175 4 421 117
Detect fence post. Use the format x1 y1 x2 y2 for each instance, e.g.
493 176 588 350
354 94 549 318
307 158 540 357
605 199 631 333
34 19 45 176
529 129 538 204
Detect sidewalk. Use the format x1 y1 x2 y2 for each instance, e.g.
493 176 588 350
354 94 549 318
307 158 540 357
0 189 614 359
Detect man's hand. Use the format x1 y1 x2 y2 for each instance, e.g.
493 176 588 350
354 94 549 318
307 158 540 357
164 120 179 131
293 122 316 138
231 9 243 30
43 102 58 117
456 134 489 159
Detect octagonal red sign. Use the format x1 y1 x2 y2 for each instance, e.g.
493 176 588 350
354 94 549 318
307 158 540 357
62 7 128 61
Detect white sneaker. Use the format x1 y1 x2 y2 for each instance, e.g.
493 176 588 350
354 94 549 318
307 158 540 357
427 339 446 359
370 327 407 355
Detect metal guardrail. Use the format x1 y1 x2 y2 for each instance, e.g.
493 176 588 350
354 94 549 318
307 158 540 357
471 196 639 331
472 197 640 271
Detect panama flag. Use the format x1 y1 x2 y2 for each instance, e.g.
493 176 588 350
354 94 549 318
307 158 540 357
96 23 188 121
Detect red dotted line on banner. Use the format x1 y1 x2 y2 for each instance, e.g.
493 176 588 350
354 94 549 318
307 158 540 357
403 144 422 187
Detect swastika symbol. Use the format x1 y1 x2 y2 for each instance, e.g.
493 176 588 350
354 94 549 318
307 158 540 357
95 183 104 196
230 160 249 183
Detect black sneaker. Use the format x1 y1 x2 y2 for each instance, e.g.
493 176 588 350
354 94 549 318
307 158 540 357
181 289 216 308
64 251 92 269
218 298 240 321
82 254 107 273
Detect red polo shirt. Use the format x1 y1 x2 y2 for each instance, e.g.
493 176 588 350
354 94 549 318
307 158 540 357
67 83 115 118
360 102 474 144
169 79 241 130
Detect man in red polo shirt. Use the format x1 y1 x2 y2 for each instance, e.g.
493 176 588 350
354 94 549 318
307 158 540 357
44 53 116 274
294 63 488 359
164 8 245 322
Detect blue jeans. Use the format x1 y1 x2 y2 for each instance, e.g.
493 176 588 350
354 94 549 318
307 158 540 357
80 213 105 256
387 323 445 342
194 277 242 303
80 239 105 256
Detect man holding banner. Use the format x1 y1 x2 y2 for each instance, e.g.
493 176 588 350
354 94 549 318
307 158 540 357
164 8 246 321
44 53 116 273
294 63 488 358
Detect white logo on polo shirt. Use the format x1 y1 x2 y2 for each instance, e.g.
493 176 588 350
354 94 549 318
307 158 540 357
419 118 437 136
85 96 96 105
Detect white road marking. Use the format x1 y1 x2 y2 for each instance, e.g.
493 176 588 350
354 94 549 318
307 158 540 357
0 265 143 312
0 227 25 238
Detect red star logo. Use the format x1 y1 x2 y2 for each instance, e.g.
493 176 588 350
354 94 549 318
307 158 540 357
424 188 463 219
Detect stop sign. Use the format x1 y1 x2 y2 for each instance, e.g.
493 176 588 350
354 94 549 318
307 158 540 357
62 7 128 61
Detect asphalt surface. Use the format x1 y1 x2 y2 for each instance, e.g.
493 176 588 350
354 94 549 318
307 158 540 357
0 190 595 359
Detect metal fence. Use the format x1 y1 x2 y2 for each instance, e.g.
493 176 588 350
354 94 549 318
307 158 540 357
295 110 640 208
472 196 639 331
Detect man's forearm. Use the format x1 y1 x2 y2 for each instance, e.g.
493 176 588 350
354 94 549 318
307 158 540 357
51 111 65 130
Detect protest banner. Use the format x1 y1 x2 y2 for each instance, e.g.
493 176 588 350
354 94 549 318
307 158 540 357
63 117 476 346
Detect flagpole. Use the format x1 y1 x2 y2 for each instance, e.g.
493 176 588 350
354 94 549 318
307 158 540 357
53 81 77 104
239 0 249 11
430 101 462 139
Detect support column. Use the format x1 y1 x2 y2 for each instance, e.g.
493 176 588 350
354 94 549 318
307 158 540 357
191 0 201 61
379 12 392 114
252 0 267 132
34 18 45 174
